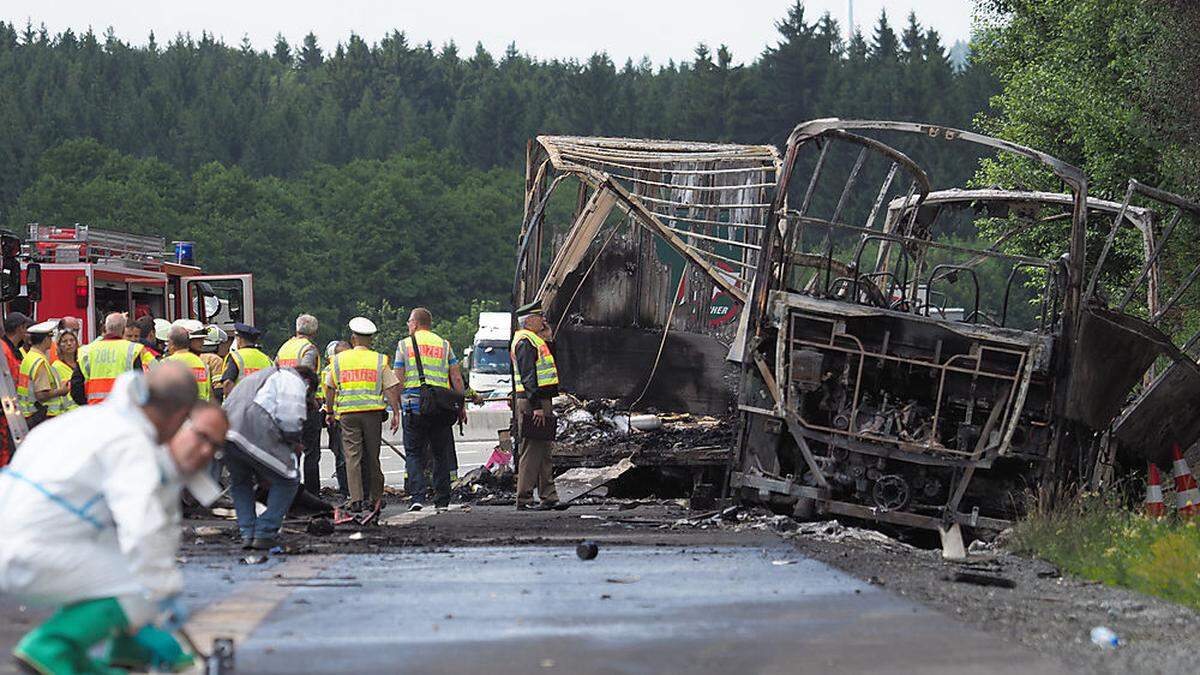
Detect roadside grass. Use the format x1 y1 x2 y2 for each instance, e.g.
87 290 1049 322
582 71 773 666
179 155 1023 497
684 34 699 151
1011 491 1200 610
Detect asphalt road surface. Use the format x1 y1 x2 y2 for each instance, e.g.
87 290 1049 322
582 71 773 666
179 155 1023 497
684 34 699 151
0 505 1075 675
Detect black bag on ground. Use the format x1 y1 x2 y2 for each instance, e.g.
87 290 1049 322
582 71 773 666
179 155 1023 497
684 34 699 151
410 334 464 424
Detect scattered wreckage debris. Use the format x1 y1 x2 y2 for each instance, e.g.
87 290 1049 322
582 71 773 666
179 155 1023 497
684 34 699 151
550 396 734 500
555 457 636 503
306 517 335 536
950 571 1017 589
452 464 517 505
576 541 600 560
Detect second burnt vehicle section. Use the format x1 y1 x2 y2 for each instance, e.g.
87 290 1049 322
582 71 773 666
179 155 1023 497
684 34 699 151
730 119 1200 536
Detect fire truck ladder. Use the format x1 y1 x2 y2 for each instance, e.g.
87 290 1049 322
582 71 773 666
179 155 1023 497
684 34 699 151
27 224 166 268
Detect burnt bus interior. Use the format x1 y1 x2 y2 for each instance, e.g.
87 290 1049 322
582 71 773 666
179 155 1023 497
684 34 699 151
730 120 1200 534
515 136 780 416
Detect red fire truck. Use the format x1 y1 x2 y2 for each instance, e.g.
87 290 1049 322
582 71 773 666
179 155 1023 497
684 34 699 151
16 224 254 341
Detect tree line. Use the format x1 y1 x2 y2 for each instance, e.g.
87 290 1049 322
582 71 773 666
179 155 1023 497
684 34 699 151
974 0 1200 339
0 2 998 349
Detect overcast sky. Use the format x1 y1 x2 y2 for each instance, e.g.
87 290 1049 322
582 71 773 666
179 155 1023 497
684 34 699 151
8 1 974 65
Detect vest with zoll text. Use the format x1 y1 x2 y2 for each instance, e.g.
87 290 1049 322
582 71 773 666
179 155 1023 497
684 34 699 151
228 347 272 383
331 349 388 414
167 351 212 401
511 329 559 394
276 336 319 372
79 339 146 404
400 330 451 389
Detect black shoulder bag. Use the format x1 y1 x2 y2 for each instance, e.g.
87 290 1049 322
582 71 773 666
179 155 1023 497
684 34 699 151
410 335 464 424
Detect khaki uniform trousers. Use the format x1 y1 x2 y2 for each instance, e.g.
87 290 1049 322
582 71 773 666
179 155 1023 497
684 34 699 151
340 410 385 503
516 397 558 504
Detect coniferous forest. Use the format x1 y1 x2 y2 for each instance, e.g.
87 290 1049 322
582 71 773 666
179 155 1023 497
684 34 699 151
1 3 999 347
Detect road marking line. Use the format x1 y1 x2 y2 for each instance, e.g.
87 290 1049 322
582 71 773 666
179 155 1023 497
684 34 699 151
185 555 342 650
380 509 438 526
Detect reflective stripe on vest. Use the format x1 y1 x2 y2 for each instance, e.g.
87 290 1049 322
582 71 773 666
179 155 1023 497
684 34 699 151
332 349 387 414
276 336 320 372
400 330 451 389
167 351 213 401
51 360 79 413
229 347 272 383
511 330 559 394
18 350 57 417
317 363 330 401
79 340 143 404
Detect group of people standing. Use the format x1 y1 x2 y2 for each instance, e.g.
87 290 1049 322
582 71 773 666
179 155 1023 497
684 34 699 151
0 300 565 673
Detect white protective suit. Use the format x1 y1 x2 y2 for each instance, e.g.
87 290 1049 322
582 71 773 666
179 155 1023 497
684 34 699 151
0 373 183 626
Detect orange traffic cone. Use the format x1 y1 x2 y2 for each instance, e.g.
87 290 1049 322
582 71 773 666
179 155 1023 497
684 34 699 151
1145 463 1166 517
1171 444 1200 519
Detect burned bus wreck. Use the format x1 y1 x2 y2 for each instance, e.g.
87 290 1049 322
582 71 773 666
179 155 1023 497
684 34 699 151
515 136 778 416
515 120 1200 531
729 119 1200 535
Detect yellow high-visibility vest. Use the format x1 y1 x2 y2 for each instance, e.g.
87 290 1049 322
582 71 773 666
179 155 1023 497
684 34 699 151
226 347 272 384
317 363 330 403
167 350 213 401
79 339 149 404
331 349 388 415
511 329 559 394
276 336 320 372
18 349 65 417
51 360 79 413
399 330 451 389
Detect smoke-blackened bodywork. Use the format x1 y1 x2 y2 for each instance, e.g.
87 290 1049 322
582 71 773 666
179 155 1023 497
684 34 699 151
729 120 1200 532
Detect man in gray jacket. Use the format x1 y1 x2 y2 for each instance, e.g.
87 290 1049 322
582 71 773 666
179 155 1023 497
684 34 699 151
222 365 319 550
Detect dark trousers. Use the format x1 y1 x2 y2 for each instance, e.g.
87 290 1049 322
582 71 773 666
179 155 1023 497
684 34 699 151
402 412 455 507
330 418 347 496
300 405 323 494
224 447 300 540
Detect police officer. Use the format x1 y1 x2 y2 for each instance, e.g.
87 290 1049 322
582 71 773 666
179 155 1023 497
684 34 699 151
393 307 466 511
276 314 323 495
17 321 70 428
511 301 561 510
222 323 271 394
324 317 401 524
71 312 154 406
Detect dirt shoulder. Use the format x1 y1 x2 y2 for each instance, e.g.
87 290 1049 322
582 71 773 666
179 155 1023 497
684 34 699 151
777 519 1200 675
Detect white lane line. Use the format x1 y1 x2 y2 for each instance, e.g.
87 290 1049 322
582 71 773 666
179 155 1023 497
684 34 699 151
185 555 343 653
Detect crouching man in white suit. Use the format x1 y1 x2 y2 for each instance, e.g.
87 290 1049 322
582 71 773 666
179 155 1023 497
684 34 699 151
0 361 228 674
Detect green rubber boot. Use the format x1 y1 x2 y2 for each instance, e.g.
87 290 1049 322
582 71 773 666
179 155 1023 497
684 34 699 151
105 625 194 672
12 597 128 675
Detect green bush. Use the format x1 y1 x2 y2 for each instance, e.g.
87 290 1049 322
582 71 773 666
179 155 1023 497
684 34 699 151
1012 492 1200 610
